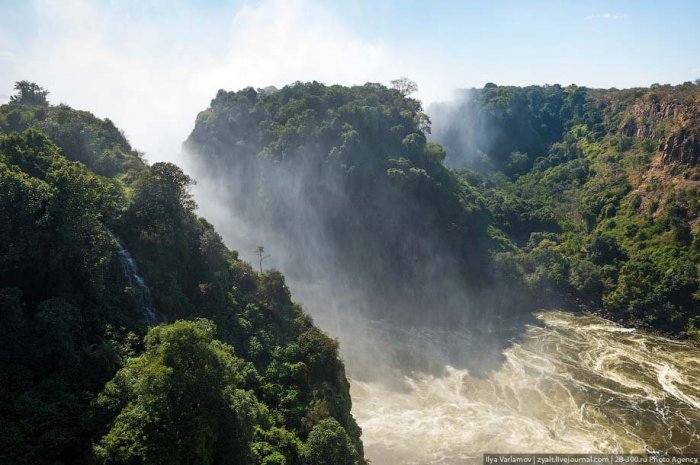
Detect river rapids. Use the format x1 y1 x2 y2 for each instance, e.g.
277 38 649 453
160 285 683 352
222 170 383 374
345 311 700 464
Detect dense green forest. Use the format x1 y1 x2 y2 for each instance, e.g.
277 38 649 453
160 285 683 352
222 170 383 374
0 81 363 465
184 80 515 329
187 79 699 339
2 76 699 463
430 81 700 338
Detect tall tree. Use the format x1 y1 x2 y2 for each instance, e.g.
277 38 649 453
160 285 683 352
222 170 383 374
10 81 49 106
93 320 259 465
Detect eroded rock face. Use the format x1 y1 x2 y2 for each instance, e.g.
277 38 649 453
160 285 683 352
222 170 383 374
621 101 682 139
660 129 700 166
615 89 700 166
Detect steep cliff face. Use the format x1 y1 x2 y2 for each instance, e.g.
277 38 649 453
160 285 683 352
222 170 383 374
0 94 365 465
184 83 503 329
660 128 700 165
601 86 700 234
613 86 700 166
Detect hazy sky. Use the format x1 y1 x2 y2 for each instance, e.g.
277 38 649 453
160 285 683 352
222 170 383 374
1 0 699 163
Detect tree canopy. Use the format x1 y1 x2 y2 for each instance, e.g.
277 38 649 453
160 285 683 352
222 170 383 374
0 84 364 465
10 80 50 106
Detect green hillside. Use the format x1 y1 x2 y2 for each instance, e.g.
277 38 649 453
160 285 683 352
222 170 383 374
184 81 517 328
187 80 699 339
0 82 363 465
431 82 700 338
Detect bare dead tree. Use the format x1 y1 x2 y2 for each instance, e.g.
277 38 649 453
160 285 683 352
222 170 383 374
390 77 418 96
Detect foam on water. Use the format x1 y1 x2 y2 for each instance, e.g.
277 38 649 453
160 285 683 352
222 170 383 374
349 311 700 464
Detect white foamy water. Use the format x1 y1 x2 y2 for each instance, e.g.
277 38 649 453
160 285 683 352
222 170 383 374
348 311 700 464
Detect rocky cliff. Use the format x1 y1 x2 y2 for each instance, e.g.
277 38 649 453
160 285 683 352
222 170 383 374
660 128 700 165
614 85 700 166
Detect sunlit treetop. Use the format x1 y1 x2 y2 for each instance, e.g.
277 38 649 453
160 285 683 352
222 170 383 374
10 81 50 107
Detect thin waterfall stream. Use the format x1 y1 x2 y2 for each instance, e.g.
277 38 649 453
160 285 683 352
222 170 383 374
109 231 164 324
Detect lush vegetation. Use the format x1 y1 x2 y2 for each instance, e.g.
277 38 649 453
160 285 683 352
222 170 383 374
185 81 509 326
2 76 698 464
432 82 700 338
188 79 699 339
0 82 363 464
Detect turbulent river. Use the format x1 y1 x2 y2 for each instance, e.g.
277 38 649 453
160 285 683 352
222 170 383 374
345 311 700 464
189 182 700 463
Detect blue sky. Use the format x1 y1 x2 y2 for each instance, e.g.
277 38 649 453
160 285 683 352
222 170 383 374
1 0 699 163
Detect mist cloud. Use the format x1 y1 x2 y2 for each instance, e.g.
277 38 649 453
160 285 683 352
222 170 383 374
0 0 455 166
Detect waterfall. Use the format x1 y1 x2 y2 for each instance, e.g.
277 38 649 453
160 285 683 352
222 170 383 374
108 231 164 324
